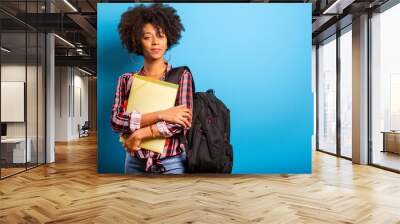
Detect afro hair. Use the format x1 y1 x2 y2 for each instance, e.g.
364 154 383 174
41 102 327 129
118 3 185 55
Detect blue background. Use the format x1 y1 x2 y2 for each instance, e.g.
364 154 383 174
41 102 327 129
97 3 312 174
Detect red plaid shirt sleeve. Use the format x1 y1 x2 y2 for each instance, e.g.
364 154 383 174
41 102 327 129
156 69 194 137
110 74 141 135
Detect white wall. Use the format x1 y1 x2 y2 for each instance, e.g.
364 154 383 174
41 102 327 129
1 65 26 141
54 67 69 141
1 63 46 164
54 67 89 141
1 65 39 138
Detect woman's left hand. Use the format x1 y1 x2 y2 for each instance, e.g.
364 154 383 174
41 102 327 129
124 131 143 152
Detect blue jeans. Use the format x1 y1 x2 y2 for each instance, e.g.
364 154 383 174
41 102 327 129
125 151 187 174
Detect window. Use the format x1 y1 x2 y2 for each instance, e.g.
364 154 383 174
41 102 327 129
339 27 352 158
317 35 337 154
371 2 400 171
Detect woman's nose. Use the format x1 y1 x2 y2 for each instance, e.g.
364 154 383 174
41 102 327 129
152 38 159 45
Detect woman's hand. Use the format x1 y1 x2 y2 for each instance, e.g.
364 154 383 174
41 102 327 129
124 130 143 153
159 105 192 128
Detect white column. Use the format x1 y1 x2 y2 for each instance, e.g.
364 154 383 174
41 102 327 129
352 14 369 164
46 1 55 163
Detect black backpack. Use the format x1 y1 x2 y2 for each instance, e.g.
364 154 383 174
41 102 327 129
166 66 233 173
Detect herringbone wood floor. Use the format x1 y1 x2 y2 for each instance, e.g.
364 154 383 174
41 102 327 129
1 134 400 224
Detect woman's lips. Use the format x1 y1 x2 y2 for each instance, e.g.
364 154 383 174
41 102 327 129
151 49 162 53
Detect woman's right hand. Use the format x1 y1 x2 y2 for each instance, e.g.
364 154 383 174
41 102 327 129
159 105 192 128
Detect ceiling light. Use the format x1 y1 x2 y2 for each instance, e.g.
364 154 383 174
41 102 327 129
322 0 355 15
63 0 78 12
54 34 75 48
78 67 93 76
1 47 11 53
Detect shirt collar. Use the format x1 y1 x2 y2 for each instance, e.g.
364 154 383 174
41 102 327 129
137 61 172 77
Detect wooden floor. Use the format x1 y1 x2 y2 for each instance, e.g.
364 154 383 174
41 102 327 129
1 163 45 178
1 134 400 223
1 167 26 178
372 150 400 171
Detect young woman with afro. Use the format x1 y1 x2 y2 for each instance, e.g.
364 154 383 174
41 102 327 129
111 3 193 174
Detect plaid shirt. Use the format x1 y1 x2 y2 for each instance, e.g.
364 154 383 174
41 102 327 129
110 62 193 172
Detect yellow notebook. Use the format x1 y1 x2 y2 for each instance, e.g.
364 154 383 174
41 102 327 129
119 73 179 153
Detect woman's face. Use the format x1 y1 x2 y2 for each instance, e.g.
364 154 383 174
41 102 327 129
140 23 168 60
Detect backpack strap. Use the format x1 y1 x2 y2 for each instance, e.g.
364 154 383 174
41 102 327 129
165 66 196 93
165 66 196 151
